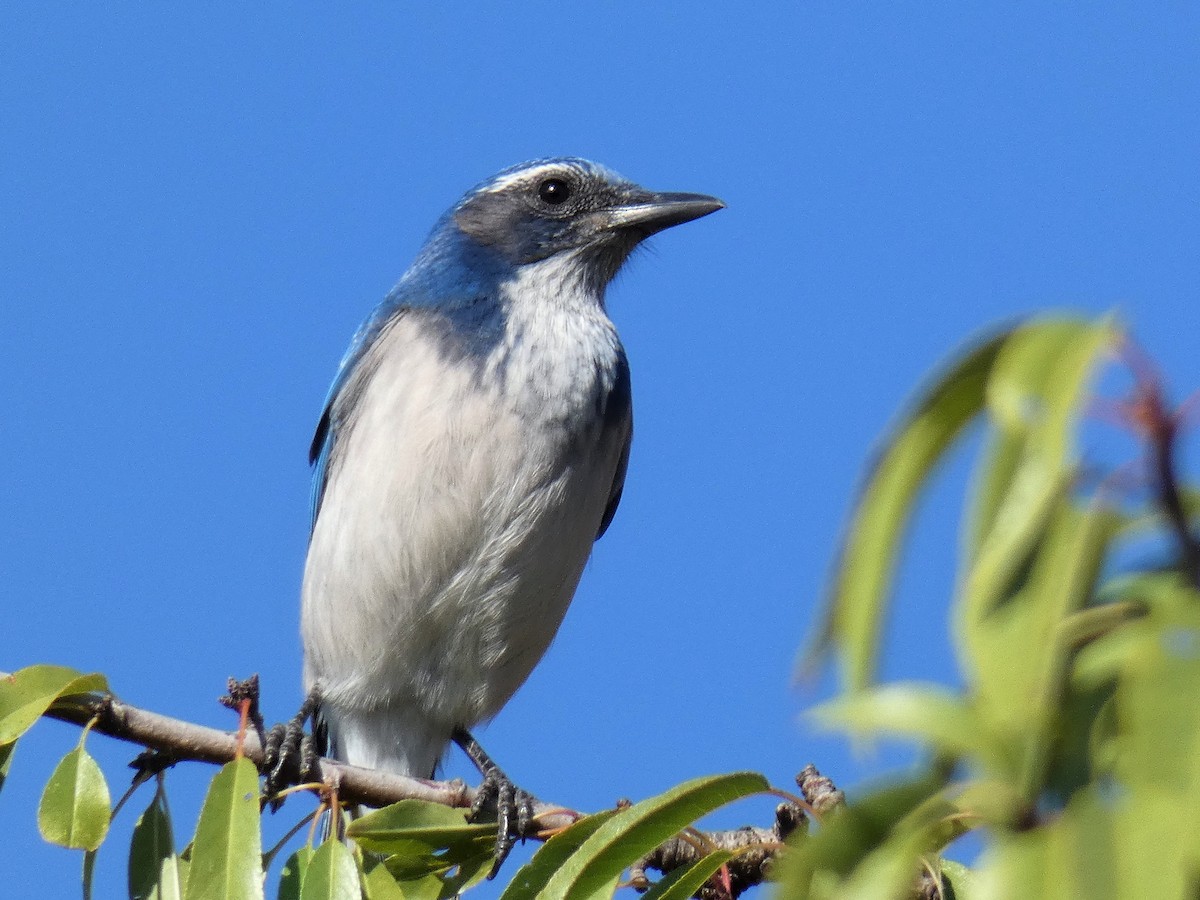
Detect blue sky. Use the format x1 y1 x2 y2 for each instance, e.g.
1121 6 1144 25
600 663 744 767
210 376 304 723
2 4 1197 897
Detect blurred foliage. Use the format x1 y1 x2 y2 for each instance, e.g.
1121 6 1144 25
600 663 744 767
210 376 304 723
3 314 1198 898
794 314 1200 898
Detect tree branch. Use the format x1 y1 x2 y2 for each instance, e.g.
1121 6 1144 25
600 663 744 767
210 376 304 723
41 687 528 820
629 765 834 898
33 682 814 896
1118 337 1200 589
1150 407 1200 590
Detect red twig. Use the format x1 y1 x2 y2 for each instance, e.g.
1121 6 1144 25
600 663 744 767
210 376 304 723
1109 338 1200 589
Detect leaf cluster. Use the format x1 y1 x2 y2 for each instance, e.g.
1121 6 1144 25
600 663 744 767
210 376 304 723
794 316 1200 897
0 671 774 898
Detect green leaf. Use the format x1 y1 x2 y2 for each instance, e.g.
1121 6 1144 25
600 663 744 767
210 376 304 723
959 465 1070 641
1056 788 1120 899
967 317 1114 556
346 798 493 895
0 665 108 744
299 840 359 900
1112 784 1193 898
500 811 619 900
953 320 1117 796
966 496 1125 753
346 799 492 855
278 847 313 900
937 858 980 899
810 330 1007 691
358 856 406 900
1016 500 1123 800
0 740 14 797
1112 592 1200 794
1094 571 1198 623
961 494 1075 704
828 827 931 900
386 876 443 900
359 856 416 900
812 682 1009 775
974 830 1050 899
372 851 445 900
184 758 264 900
954 486 1125 809
381 850 459 882
129 781 182 900
639 850 733 900
771 767 949 898
1072 576 1200 795
538 772 768 900
177 852 191 895
438 850 494 896
961 317 1115 621
37 744 111 850
378 848 493 896
973 786 1173 900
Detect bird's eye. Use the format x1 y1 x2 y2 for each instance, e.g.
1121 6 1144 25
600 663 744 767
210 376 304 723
537 177 572 205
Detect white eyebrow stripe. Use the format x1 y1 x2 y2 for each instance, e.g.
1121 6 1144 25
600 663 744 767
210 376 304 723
483 163 573 194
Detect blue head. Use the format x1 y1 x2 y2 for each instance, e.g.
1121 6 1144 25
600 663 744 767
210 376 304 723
402 157 725 297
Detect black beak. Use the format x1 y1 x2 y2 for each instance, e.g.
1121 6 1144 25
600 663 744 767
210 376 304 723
606 191 725 235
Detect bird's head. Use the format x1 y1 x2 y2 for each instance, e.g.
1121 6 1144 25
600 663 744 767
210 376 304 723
445 158 724 292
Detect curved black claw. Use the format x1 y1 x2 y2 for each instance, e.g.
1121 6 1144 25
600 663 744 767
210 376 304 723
453 728 538 878
261 690 322 810
472 767 536 877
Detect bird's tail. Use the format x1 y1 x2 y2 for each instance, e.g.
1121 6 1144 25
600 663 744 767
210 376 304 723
323 702 449 780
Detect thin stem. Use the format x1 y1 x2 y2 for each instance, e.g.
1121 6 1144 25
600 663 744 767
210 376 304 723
262 808 319 868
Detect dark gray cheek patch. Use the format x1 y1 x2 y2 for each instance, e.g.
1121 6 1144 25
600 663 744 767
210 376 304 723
455 193 546 262
455 193 576 265
456 194 521 251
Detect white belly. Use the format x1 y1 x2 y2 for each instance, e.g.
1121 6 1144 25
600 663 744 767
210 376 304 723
301 309 627 775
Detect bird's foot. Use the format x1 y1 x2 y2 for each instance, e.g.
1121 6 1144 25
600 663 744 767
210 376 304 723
261 689 322 810
453 728 538 879
472 766 536 878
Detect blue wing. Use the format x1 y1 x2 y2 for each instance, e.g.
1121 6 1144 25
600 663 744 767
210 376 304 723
596 351 632 540
308 298 405 531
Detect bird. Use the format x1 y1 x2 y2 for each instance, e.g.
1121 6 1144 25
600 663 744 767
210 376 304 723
287 157 722 859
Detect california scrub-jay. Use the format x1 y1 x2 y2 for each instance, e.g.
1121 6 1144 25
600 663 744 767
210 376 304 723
294 157 722 856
